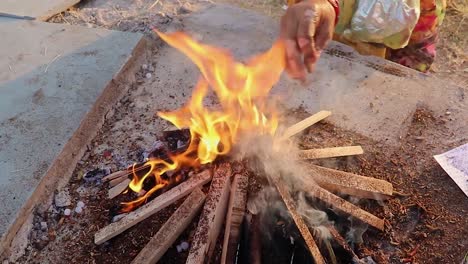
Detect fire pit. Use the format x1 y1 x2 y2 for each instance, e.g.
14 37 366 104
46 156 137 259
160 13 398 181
91 31 393 264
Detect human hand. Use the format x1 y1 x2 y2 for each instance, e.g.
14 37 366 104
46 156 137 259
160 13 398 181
280 0 336 81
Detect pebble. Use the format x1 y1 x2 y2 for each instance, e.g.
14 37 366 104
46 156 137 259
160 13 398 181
77 201 85 208
76 186 87 197
145 73 152 79
445 111 451 115
176 245 182 253
55 189 71 207
64 208 71 216
40 221 48 231
75 206 83 214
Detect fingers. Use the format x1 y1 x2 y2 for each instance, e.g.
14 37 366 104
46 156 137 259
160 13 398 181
314 5 336 51
281 13 306 81
297 8 319 73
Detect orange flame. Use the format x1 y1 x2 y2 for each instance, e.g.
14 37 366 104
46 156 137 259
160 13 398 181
122 31 285 211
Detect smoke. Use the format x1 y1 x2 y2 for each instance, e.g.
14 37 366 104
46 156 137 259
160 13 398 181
234 130 333 241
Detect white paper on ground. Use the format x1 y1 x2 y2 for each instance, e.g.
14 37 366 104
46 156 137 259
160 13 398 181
434 143 468 198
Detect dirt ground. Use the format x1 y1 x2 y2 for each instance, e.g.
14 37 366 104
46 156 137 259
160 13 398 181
10 0 468 263
16 104 468 263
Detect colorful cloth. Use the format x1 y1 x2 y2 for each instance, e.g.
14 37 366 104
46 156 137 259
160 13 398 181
387 0 446 72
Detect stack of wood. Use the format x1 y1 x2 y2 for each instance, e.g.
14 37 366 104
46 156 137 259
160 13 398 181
94 111 393 264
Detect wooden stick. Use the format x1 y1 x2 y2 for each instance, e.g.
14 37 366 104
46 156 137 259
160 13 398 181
281 111 331 140
103 170 128 182
108 179 131 199
327 226 359 262
131 188 206 264
221 173 249 264
305 164 393 200
186 163 232 264
108 175 129 187
95 170 212 245
301 182 385 231
272 176 325 264
299 146 364 160
248 214 262 264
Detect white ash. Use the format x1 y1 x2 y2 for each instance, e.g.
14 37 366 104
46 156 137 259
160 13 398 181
54 189 71 207
177 140 185 149
180 241 189 250
176 242 189 253
112 213 128 223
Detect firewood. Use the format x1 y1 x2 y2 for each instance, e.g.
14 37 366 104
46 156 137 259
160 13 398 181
108 179 131 199
281 111 331 140
327 226 359 262
186 163 232 264
131 188 206 264
102 170 128 182
108 175 129 187
301 182 385 231
272 176 325 264
299 146 364 160
95 170 212 245
305 164 393 200
221 173 249 264
248 214 262 264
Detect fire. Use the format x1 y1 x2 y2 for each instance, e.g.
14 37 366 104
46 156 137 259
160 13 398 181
122 31 286 211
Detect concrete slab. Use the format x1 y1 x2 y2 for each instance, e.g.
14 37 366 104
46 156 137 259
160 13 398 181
0 0 79 20
151 4 467 144
0 17 144 253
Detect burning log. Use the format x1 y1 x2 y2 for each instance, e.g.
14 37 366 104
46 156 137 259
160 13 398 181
108 178 131 199
131 188 206 264
281 111 331 140
301 182 385 231
221 172 249 264
306 164 393 200
248 214 262 264
272 176 325 264
186 163 232 264
299 146 364 160
95 170 212 245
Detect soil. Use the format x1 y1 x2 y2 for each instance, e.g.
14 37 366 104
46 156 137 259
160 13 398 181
16 105 467 264
9 0 468 263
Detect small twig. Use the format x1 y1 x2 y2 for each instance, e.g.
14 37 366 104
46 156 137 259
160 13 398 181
60 13 71 24
393 190 411 197
44 54 61 73
149 0 161 9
